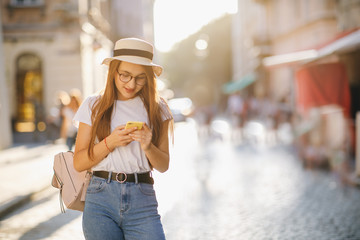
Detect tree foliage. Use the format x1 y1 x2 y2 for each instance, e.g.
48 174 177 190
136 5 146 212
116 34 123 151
161 14 232 108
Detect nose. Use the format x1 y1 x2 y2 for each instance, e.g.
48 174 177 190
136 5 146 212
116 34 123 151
127 77 136 89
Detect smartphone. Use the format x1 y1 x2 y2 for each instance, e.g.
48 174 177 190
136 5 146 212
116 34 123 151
125 121 144 130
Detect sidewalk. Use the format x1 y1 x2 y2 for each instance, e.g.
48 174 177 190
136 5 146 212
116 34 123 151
0 142 67 219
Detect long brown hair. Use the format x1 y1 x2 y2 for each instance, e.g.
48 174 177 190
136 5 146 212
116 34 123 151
87 60 173 159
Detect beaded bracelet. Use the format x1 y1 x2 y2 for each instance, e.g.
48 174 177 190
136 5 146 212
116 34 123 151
104 137 111 152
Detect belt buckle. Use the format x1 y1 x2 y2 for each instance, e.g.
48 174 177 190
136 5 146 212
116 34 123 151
116 172 127 183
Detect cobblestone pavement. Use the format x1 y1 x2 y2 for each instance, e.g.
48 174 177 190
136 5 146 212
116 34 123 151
160 142 360 240
1 122 360 239
0 188 83 240
157 123 360 240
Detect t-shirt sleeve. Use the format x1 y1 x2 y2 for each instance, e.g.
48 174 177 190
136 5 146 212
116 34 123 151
159 97 173 122
73 96 98 127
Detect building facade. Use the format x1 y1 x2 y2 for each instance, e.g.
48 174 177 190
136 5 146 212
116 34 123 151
232 0 360 112
111 0 155 42
0 7 12 149
0 0 155 148
231 0 360 166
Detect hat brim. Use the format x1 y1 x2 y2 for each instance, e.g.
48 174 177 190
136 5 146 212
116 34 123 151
102 56 163 76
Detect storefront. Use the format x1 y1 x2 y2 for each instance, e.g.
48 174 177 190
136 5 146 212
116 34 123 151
263 28 360 168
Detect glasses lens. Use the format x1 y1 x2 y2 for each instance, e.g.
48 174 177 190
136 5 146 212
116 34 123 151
119 73 131 83
135 76 147 86
118 70 147 86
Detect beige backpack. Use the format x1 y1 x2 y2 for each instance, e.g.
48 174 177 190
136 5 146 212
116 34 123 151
51 151 91 212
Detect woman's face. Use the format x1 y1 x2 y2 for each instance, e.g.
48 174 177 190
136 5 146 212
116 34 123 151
115 61 147 100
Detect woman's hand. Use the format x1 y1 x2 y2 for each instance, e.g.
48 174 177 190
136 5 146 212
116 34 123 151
130 124 153 151
106 125 137 150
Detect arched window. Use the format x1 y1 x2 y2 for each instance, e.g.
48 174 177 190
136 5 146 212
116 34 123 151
15 53 44 132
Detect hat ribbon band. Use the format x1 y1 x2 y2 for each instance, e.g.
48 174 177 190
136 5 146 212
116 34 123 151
114 49 153 60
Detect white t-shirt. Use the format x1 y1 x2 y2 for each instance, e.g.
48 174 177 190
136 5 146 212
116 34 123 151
73 95 172 173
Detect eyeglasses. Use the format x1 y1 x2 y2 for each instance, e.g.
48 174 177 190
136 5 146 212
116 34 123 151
116 69 147 86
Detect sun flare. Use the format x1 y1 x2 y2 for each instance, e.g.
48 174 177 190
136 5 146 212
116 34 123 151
154 0 238 52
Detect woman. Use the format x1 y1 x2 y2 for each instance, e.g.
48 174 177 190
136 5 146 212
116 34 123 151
73 38 173 240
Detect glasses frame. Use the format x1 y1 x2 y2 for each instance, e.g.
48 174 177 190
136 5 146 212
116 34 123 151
116 69 147 86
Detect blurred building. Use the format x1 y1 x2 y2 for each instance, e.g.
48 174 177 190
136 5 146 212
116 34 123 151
231 0 360 166
232 0 360 114
262 0 359 115
230 0 268 97
0 0 155 148
111 0 155 42
0 8 12 149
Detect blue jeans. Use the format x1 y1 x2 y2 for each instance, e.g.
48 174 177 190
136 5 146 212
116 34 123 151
82 175 166 240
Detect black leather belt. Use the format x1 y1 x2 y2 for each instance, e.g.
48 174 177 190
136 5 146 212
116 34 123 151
93 171 154 184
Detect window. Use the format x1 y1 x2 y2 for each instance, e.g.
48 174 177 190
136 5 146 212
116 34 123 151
10 0 44 7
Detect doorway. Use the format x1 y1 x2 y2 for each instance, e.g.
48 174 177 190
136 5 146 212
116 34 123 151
14 53 46 141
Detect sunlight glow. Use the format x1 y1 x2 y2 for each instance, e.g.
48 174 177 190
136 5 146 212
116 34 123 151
154 0 238 52
195 39 208 50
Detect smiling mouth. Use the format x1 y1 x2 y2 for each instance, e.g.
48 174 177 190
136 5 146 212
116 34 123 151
124 87 135 93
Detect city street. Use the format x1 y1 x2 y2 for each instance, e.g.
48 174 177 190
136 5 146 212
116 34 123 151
1 120 360 239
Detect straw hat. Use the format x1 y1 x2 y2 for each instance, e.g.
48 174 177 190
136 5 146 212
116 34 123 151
102 38 163 76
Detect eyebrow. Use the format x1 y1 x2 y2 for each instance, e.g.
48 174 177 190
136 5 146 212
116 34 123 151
119 70 146 76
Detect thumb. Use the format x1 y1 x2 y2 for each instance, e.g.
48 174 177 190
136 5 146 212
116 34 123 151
143 123 151 131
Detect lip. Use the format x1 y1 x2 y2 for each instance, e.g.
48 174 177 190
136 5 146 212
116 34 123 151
124 87 135 94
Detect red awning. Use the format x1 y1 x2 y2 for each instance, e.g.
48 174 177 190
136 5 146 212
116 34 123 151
295 62 351 117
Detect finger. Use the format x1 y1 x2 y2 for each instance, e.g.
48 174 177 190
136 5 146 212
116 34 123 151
130 133 146 141
116 125 126 130
129 133 142 140
121 136 134 143
123 134 134 139
118 130 131 139
120 128 137 135
130 132 149 140
136 136 151 144
127 127 138 134
124 138 134 144
119 139 132 146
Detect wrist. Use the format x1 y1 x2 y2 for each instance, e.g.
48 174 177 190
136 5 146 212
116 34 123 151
104 137 113 152
144 143 153 152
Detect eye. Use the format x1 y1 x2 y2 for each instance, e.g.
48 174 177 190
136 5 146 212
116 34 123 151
136 74 146 78
137 76 146 80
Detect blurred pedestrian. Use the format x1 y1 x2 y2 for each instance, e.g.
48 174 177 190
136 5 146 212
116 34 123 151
227 93 245 143
73 38 173 240
227 92 244 128
61 89 82 150
46 91 69 143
